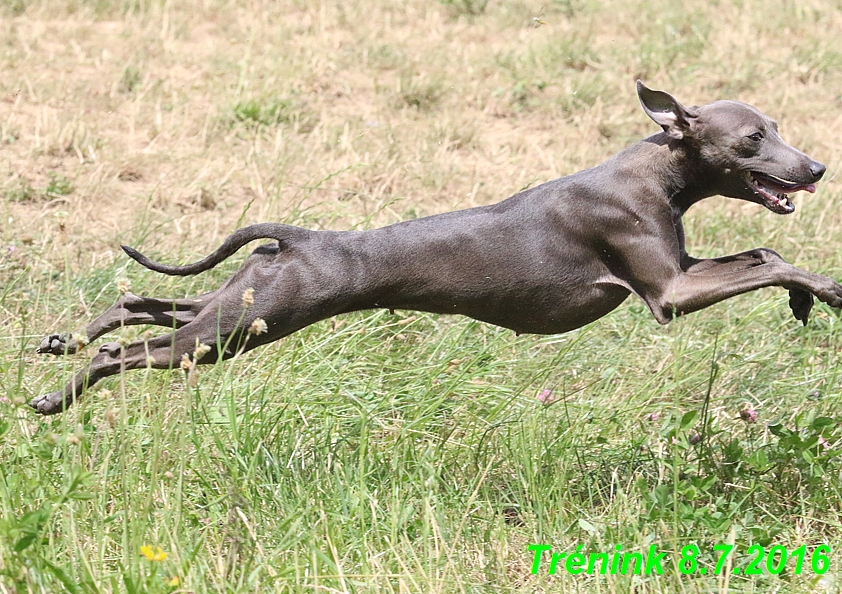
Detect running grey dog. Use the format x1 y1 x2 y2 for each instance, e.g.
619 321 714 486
32 81 837 415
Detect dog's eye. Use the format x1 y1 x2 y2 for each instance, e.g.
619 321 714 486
747 132 763 142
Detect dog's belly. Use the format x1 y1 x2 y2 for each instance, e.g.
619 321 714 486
471 284 631 334
379 280 631 335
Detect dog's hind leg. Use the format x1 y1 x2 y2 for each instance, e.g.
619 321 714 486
37 291 218 356
30 313 241 415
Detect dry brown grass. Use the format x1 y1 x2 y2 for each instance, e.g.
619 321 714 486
3 0 841 274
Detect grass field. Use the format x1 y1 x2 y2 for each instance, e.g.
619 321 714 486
3 0 842 592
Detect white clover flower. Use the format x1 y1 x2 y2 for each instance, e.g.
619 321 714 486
242 287 255 308
248 318 268 335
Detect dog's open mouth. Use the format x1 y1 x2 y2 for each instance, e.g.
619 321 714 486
745 171 817 214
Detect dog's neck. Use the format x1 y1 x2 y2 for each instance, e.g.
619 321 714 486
636 133 720 216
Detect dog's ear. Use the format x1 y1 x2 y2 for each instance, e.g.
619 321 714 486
636 81 699 140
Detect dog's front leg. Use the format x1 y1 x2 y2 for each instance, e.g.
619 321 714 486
680 248 814 324
614 237 842 324
652 261 840 323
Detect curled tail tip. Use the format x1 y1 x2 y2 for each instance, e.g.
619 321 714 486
120 244 198 276
121 245 143 261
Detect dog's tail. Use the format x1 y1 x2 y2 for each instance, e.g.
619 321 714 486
121 223 306 276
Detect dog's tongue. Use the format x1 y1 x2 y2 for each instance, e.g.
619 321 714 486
764 177 817 194
782 182 816 194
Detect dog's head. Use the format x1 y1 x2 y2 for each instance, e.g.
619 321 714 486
636 81 825 214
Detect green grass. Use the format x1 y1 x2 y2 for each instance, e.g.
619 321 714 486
3 0 842 592
4 252 842 591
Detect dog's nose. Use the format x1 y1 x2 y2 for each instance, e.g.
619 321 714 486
810 161 826 180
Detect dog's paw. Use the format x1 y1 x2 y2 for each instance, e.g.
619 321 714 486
789 289 814 326
28 391 72 415
36 333 81 356
789 289 813 325
813 280 842 311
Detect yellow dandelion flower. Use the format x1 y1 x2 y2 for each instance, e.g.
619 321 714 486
140 545 168 562
166 576 180 586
